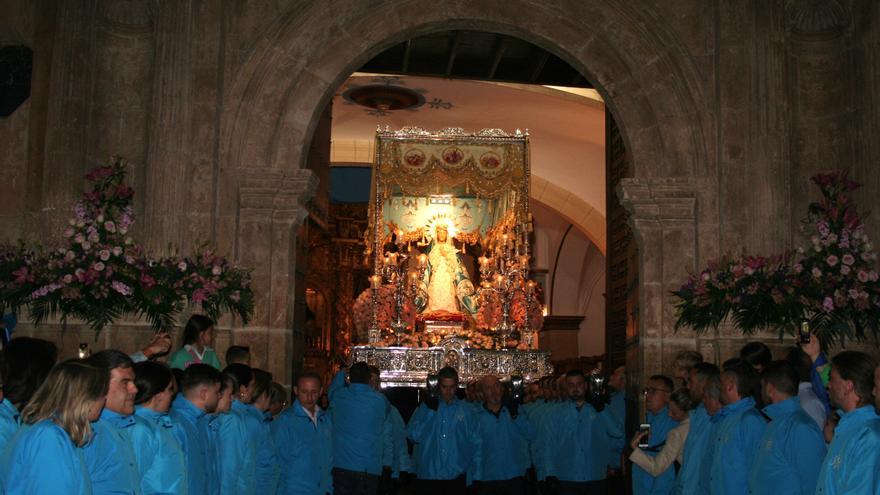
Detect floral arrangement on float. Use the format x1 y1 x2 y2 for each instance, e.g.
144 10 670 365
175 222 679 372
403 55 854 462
672 171 880 346
0 157 254 333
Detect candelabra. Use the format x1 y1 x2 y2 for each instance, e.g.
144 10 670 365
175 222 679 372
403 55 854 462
370 230 427 345
477 228 537 349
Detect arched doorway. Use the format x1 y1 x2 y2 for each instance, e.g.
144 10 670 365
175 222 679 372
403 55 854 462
224 1 712 391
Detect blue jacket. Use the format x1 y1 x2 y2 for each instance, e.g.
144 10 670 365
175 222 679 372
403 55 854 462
746 398 825 495
131 407 188 495
0 420 92 494
815 405 880 495
271 400 333 495
388 405 412 477
526 399 555 479
674 404 712 494
211 405 256 495
328 371 393 474
234 400 279 493
83 409 142 495
170 395 212 495
408 398 481 481
474 404 534 481
708 397 766 495
0 398 20 451
607 391 627 469
633 406 678 495
544 400 622 482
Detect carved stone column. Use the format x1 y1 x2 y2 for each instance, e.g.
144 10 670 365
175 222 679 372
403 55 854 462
237 168 317 385
618 178 702 392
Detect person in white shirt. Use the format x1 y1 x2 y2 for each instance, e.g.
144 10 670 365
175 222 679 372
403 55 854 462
629 388 695 478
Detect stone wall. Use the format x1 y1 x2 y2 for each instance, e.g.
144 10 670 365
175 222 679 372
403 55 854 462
1 0 878 388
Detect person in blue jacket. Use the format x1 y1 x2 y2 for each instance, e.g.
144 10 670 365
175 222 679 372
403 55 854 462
170 363 223 495
328 362 393 493
606 366 627 474
676 363 720 495
746 361 826 495
272 371 333 495
1 359 108 495
0 337 58 450
708 360 767 495
131 361 188 495
632 374 679 495
543 369 622 495
84 350 144 495
408 366 481 495
367 366 411 481
815 351 880 494
474 375 535 493
236 368 279 494
217 365 258 495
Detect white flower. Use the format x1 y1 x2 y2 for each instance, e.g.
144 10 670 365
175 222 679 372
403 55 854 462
94 262 105 272
81 241 91 251
74 233 85 244
178 261 188 272
812 267 822 278
69 218 77 226
119 226 128 235
96 215 104 223
112 246 123 256
99 250 111 261
212 265 222 276
840 265 851 275
63 274 73 284
76 221 84 228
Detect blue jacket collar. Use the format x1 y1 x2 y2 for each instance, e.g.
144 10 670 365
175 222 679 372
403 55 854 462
647 405 669 420
135 405 173 427
291 399 324 419
713 396 755 423
836 405 880 436
762 397 800 420
0 398 19 420
99 407 136 428
173 395 206 420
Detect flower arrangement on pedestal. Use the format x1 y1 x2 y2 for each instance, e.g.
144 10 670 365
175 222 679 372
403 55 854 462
673 171 880 346
0 158 254 332
351 284 417 341
476 290 544 343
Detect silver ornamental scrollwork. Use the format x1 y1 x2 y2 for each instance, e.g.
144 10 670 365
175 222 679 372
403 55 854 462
351 343 552 387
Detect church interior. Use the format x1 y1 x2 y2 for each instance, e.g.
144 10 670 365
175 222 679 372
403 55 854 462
2 0 879 407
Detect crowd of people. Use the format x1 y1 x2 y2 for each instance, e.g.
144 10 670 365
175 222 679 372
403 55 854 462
0 314 878 495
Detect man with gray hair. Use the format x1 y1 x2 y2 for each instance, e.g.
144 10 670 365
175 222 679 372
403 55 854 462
672 350 703 387
676 362 719 494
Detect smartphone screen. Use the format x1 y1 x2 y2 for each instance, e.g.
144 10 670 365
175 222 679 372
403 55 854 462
638 423 651 448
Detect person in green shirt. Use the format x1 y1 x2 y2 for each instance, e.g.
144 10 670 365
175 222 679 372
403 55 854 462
169 315 222 370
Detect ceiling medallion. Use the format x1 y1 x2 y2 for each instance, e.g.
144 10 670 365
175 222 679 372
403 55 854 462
343 84 426 114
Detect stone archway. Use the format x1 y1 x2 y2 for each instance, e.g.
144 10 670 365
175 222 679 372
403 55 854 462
223 0 714 386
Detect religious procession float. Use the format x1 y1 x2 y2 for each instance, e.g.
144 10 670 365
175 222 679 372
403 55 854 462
350 127 553 387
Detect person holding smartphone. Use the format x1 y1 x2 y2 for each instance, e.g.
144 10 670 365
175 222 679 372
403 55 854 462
631 375 679 495
629 389 696 485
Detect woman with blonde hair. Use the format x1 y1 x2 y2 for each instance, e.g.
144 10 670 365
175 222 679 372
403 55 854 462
0 359 109 494
629 387 696 491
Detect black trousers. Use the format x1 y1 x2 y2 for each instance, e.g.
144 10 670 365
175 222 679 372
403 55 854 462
479 477 527 495
415 475 467 495
557 480 606 495
332 467 380 495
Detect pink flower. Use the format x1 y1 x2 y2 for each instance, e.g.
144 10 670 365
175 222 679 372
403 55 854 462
812 267 823 278
84 166 114 182
178 261 188 272
111 281 132 296
842 254 855 265
826 255 839 267
858 270 870 283
65 251 75 262
840 265 851 275
12 266 30 284
81 241 91 251
870 271 879 282
211 265 222 276
112 246 123 256
822 297 834 311
104 221 116 232
74 233 85 244
192 288 208 303
99 250 111 261
63 227 74 238
93 262 105 272
139 274 156 289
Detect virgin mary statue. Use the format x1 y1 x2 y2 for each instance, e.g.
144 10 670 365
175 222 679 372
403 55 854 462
417 223 479 317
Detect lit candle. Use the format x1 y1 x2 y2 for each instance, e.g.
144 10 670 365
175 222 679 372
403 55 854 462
383 256 390 266
389 253 398 265
418 254 427 267
526 280 536 294
495 274 505 289
519 255 529 268
370 275 381 289
479 256 489 267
